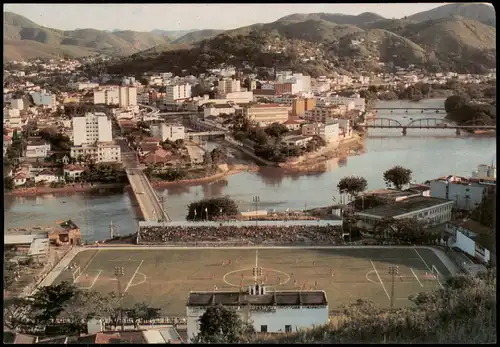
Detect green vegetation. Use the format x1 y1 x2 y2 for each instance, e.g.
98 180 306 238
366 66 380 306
80 165 128 184
3 282 160 335
186 196 239 221
4 12 170 61
337 176 368 198
383 166 413 190
444 94 496 126
192 305 255 343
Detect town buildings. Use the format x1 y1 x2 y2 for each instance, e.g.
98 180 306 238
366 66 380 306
302 122 340 143
217 78 241 95
150 123 185 142
242 104 290 126
305 104 347 123
30 89 56 108
165 83 192 107
355 196 454 230
119 86 138 107
429 175 490 211
70 142 121 163
93 87 120 105
72 112 112 146
186 284 328 341
292 98 316 117
445 219 492 265
25 137 51 158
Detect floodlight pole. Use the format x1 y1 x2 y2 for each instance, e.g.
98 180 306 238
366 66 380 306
388 265 399 308
114 266 125 331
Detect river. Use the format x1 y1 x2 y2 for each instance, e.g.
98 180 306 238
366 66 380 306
4 99 496 241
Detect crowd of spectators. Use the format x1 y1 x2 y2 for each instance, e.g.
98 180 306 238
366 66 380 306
139 225 345 245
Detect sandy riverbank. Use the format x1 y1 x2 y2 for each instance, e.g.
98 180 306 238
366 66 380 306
5 183 126 197
279 133 365 173
150 164 259 188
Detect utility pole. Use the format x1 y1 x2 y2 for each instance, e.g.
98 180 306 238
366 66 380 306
253 196 260 226
388 265 399 308
114 266 125 331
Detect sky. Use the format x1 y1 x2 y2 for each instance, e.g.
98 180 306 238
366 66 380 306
3 3 454 32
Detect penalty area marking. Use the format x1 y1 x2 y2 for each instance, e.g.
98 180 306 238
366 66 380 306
79 270 102 290
223 268 291 287
128 272 147 288
124 260 144 293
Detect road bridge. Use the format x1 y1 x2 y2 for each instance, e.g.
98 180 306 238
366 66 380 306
371 108 445 114
126 168 171 222
362 117 496 135
185 131 227 140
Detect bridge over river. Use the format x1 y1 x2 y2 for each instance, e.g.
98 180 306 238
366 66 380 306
126 168 171 222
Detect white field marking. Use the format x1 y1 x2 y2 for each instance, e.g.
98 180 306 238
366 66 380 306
73 249 100 284
365 270 379 284
370 259 390 300
124 260 144 293
80 270 102 290
128 272 147 288
414 248 444 289
410 268 424 287
222 267 291 287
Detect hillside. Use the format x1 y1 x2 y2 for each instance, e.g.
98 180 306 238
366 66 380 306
408 3 496 27
172 29 225 44
3 12 170 61
110 7 495 77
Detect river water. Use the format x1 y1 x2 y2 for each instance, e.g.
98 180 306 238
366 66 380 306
4 99 496 241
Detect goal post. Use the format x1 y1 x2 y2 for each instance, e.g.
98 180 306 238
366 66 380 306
431 265 444 286
72 266 81 282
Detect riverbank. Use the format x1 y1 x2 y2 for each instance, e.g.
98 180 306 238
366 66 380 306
279 133 365 173
150 164 259 188
5 183 127 197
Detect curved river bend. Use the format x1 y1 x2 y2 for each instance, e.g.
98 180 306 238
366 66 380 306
5 99 495 241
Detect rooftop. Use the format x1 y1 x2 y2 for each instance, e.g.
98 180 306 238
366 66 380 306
187 289 327 307
357 196 453 218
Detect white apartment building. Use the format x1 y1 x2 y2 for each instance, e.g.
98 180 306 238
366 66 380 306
223 91 254 104
137 92 151 105
186 285 328 342
204 104 237 118
70 143 121 163
70 82 99 90
218 78 241 95
285 73 312 94
356 196 454 230
165 83 192 106
72 112 112 146
429 176 489 211
321 95 365 112
306 105 347 123
119 86 138 107
25 139 51 158
150 124 185 142
11 98 24 110
302 122 340 143
93 87 120 105
30 90 56 108
472 164 496 179
243 105 290 126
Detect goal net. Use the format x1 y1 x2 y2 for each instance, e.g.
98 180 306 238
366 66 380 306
72 266 81 282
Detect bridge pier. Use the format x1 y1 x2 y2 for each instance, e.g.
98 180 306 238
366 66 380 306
456 128 461 136
402 127 407 136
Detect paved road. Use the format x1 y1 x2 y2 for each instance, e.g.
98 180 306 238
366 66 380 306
127 168 168 221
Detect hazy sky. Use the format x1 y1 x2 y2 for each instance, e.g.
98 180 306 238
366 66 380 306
4 3 451 31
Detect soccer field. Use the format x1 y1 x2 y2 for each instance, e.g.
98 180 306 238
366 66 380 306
53 247 451 316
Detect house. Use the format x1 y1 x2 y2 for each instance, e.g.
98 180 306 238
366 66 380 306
48 220 81 246
281 135 313 147
34 169 59 184
64 164 85 180
3 134 12 154
429 175 489 211
142 148 175 166
13 172 28 186
355 196 454 230
445 219 492 266
186 284 328 341
282 118 304 131
25 138 51 158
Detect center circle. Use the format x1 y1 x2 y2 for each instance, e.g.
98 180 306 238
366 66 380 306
223 267 291 287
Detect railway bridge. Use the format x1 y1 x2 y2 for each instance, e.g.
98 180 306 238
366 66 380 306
362 117 496 136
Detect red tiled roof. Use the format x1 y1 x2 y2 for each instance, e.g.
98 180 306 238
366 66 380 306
64 164 85 171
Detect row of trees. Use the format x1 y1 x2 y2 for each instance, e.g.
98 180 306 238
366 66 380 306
4 282 161 335
191 271 495 343
81 165 128 184
186 196 239 221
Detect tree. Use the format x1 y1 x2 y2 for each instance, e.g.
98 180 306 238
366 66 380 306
125 302 160 328
3 298 33 331
58 290 107 334
29 281 77 326
210 147 227 166
444 94 471 114
4 176 15 192
383 166 412 190
186 196 239 221
265 122 288 138
337 176 367 199
192 304 254 343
